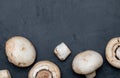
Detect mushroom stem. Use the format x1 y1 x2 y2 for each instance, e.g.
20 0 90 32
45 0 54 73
36 70 52 78
116 47 120 60
85 71 96 78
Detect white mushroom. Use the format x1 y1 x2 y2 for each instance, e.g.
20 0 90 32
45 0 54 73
106 37 120 68
72 50 103 78
5 36 36 67
54 42 71 61
28 61 61 78
0 70 11 78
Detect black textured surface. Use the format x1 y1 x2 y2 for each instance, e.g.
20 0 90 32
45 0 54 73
0 0 120 78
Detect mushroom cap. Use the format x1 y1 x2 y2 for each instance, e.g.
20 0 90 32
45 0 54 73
106 37 120 68
72 50 103 75
5 36 36 67
28 61 61 78
0 70 11 78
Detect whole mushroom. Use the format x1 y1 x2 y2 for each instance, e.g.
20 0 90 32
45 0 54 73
106 37 120 68
0 70 11 78
28 61 61 78
72 50 103 78
5 36 36 67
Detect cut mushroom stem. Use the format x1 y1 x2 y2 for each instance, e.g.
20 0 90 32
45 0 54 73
54 42 71 61
36 70 52 78
85 71 96 78
116 47 120 60
0 70 11 78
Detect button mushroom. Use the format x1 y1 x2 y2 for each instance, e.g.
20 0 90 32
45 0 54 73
28 61 61 78
0 70 11 78
106 37 120 68
72 50 103 78
5 36 36 67
54 42 71 61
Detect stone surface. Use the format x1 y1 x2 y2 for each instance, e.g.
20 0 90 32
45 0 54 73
0 0 120 78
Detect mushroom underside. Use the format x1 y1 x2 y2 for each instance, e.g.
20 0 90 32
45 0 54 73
36 69 52 78
106 37 120 68
29 61 61 78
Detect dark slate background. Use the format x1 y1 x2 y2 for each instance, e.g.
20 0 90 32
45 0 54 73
0 0 120 78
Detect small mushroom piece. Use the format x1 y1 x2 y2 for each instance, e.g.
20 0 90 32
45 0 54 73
0 70 11 78
5 36 36 67
72 50 103 78
106 37 120 68
54 42 71 61
28 61 61 78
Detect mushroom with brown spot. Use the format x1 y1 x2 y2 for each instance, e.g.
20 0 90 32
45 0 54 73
5 36 36 67
0 69 11 78
72 50 103 78
28 61 61 78
106 37 120 68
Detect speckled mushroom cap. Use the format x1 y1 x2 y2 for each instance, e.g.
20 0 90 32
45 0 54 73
28 61 61 78
106 37 120 68
5 36 36 67
72 50 103 75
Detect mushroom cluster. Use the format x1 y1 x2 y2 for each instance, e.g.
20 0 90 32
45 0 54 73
2 35 120 78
